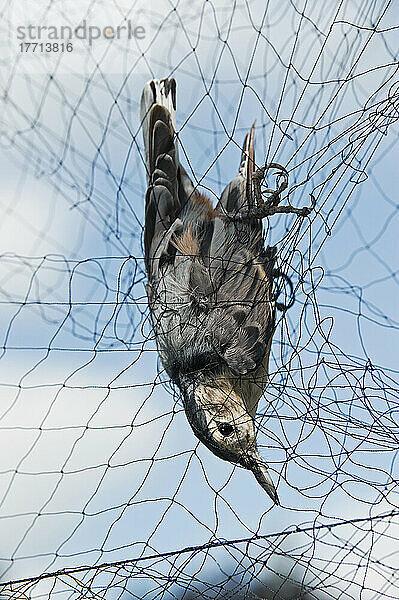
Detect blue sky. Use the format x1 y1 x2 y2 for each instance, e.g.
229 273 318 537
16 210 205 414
0 1 398 598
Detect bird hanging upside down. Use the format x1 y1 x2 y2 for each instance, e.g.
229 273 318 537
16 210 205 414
140 78 314 504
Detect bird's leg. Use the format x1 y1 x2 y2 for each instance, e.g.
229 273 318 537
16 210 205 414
222 163 315 221
252 163 288 211
251 163 316 218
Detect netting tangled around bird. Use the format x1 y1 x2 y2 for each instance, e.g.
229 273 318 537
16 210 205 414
0 1 398 599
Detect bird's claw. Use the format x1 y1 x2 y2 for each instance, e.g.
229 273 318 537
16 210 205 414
223 163 316 221
252 163 288 211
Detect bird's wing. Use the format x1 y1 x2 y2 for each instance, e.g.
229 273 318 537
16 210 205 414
214 124 263 254
186 217 276 376
199 242 276 376
180 124 277 376
197 125 274 375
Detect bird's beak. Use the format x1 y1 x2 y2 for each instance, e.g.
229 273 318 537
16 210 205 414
247 450 279 505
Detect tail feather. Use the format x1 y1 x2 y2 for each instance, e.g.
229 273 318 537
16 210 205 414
142 78 206 272
148 106 175 175
140 78 177 179
141 79 181 270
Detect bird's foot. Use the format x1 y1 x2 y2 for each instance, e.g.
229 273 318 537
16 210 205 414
223 163 316 221
253 163 316 218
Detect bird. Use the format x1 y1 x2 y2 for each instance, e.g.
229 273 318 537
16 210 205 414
140 78 314 503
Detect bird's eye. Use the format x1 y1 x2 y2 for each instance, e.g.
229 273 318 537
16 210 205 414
217 422 234 437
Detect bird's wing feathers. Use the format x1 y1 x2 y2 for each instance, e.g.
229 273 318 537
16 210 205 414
190 242 276 376
203 124 275 375
214 124 263 252
209 312 267 375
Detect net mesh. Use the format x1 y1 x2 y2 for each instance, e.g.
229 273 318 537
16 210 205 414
0 0 398 598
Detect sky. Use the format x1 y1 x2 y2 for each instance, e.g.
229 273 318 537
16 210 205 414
0 1 398 599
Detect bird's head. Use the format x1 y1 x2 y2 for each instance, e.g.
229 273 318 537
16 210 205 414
181 375 279 504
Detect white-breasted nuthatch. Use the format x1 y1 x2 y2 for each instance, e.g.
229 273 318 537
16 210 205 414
140 78 314 503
